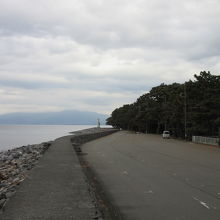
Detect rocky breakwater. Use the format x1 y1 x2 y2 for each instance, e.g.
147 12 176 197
0 142 52 211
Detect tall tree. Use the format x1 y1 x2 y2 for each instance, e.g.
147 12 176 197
107 71 220 138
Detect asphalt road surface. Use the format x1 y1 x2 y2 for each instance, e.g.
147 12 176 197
82 131 220 220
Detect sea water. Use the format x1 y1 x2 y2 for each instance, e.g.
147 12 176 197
0 125 96 151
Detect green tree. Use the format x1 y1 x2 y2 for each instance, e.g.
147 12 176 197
107 71 220 138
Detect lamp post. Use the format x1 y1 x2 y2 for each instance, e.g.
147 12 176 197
184 82 187 140
164 94 167 131
97 118 100 128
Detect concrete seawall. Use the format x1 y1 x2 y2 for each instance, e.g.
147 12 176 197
71 128 117 155
71 128 117 144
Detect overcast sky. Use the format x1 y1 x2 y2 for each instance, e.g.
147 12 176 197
0 0 219 115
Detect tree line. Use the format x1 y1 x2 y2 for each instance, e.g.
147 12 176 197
107 71 220 139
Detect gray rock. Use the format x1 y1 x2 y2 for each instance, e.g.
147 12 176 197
6 155 13 161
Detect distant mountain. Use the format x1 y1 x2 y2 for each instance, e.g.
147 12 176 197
0 110 108 125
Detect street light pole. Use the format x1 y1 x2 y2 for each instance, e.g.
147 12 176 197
184 82 187 140
164 95 167 131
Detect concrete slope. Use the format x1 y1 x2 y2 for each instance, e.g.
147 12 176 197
82 131 220 220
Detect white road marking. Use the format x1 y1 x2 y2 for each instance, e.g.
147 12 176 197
144 190 154 194
122 171 128 175
193 197 210 209
200 202 210 209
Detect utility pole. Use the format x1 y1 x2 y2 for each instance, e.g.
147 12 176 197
164 95 167 131
184 82 187 140
145 121 147 134
218 128 220 146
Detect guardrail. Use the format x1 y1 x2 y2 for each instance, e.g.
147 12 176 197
192 136 220 146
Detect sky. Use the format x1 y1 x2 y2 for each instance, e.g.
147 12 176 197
0 0 220 115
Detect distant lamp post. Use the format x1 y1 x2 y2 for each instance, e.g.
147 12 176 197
184 82 187 140
145 121 147 134
164 94 167 131
97 118 100 128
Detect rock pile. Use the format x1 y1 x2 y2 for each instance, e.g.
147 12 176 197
0 142 52 210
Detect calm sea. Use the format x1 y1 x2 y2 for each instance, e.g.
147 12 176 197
0 125 97 151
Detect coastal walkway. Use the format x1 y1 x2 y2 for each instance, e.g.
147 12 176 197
1 128 115 220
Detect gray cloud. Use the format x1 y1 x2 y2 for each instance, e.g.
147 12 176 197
0 0 219 114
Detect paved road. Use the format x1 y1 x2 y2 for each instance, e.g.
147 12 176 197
82 131 220 220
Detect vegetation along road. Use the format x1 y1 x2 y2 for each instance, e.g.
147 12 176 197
82 131 220 220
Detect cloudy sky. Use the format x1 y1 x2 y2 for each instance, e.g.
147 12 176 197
0 0 219 115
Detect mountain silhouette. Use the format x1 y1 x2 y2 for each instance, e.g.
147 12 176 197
0 110 108 125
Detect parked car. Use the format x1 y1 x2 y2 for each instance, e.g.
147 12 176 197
162 130 170 138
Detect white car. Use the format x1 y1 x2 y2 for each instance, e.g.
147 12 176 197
162 131 170 138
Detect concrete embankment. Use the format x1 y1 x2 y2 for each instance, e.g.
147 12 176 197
0 127 117 220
